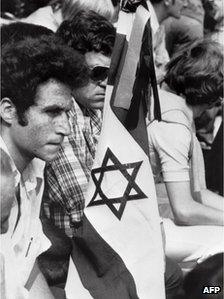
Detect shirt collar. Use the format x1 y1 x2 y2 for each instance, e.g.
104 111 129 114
0 135 45 192
22 158 45 193
0 135 21 187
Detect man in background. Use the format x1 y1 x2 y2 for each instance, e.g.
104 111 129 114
43 9 116 238
147 0 188 81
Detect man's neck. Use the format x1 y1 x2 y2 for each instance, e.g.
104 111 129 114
1 131 31 173
161 82 176 94
161 83 206 120
151 2 168 24
191 105 207 120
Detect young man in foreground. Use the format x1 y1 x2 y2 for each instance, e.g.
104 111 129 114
0 32 88 298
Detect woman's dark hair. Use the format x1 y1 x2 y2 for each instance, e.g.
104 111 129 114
56 9 116 56
1 34 89 125
164 39 223 106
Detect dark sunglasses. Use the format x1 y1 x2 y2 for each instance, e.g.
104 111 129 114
90 66 109 83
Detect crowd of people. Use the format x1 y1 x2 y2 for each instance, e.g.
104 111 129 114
0 0 223 298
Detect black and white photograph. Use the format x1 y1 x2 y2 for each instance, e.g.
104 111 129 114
0 0 223 298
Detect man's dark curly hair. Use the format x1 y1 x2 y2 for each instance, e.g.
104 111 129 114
1 35 89 125
56 9 116 56
164 39 223 106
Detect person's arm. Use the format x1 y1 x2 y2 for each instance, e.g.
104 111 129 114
165 181 224 226
148 118 224 227
198 188 224 211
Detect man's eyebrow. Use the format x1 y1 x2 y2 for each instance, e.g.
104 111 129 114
42 104 65 111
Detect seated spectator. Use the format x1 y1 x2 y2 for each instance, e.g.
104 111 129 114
121 0 188 81
41 9 183 298
36 9 115 290
196 0 223 184
21 0 119 31
43 8 115 238
163 0 205 57
0 29 89 298
147 39 223 270
146 0 188 81
163 0 222 187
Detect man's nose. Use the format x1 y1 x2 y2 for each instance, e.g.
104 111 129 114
99 77 108 88
56 113 71 137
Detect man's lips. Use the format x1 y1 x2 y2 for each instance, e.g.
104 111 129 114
94 94 105 100
47 140 63 146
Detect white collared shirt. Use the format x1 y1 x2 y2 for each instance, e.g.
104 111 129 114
0 136 51 297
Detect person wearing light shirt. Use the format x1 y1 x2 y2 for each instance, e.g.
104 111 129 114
147 39 224 271
0 30 89 298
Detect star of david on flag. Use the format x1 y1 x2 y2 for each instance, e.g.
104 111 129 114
88 147 146 220
66 5 165 299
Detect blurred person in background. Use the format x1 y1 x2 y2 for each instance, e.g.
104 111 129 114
163 0 204 58
146 0 188 81
1 0 120 29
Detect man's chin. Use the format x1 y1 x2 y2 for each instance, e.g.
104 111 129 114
91 104 104 110
89 100 104 110
38 150 60 162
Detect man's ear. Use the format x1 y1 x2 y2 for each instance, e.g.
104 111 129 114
0 98 17 125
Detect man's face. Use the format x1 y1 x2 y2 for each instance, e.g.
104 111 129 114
10 79 72 163
168 0 188 19
72 51 111 110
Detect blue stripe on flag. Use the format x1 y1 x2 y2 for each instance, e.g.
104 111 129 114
71 215 139 299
